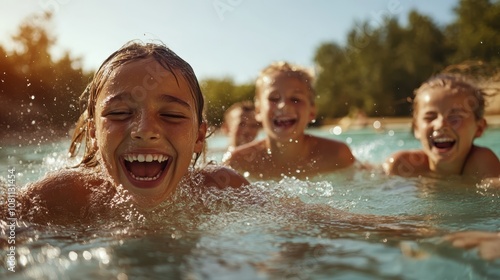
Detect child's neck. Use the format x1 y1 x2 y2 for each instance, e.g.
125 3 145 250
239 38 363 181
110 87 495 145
429 155 469 176
430 145 477 176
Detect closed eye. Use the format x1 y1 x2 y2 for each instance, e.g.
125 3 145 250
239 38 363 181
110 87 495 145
448 114 465 124
104 110 132 120
161 113 187 118
423 116 435 122
108 111 131 115
160 113 190 122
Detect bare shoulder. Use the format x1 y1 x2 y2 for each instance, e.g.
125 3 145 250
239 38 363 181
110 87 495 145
317 136 352 152
222 140 265 167
383 150 428 177
19 167 112 223
200 165 250 189
308 135 355 166
464 145 500 178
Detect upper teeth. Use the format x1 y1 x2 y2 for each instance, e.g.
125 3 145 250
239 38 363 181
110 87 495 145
433 138 454 143
124 154 168 163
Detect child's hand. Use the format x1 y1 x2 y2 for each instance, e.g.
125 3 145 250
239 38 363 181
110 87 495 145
444 231 500 261
479 177 500 189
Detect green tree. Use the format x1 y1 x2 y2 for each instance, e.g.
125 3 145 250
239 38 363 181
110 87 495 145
200 77 255 127
447 0 500 65
0 12 92 143
313 10 448 119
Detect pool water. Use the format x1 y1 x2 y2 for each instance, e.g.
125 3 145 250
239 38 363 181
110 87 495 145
1 127 500 279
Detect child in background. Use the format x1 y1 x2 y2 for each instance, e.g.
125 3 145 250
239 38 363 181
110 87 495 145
223 61 355 180
221 100 260 150
9 41 248 224
383 74 500 185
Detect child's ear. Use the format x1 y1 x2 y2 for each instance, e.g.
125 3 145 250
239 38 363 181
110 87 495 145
412 122 421 139
309 103 317 123
474 118 487 138
194 122 207 153
220 122 229 135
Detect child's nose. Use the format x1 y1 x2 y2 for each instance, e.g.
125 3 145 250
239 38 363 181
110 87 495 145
131 113 160 141
277 99 286 109
433 116 449 130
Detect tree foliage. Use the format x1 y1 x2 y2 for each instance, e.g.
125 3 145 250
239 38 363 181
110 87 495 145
313 0 500 121
200 78 255 127
2 0 500 138
0 12 92 142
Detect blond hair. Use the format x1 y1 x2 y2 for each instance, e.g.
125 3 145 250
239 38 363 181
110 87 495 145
255 61 315 104
413 74 487 121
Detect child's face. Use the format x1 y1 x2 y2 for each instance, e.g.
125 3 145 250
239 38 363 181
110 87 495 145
256 72 316 141
226 108 260 146
413 87 485 170
93 57 206 208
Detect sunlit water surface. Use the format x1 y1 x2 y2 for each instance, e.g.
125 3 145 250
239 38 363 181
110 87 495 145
1 126 499 279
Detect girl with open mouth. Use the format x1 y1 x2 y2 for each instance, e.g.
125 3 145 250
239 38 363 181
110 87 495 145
12 41 249 223
384 73 500 184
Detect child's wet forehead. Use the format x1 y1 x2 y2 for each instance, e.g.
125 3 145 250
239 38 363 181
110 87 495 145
100 59 193 103
261 72 310 93
108 58 173 84
416 88 477 113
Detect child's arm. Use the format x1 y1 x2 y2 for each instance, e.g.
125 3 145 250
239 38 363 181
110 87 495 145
201 165 250 189
444 231 500 261
479 177 500 188
383 150 428 177
336 141 356 168
464 146 500 180
18 168 109 223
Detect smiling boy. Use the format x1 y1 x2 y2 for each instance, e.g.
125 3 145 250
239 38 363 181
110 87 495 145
223 62 355 180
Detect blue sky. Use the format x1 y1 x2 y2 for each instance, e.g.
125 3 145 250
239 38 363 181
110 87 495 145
0 0 458 83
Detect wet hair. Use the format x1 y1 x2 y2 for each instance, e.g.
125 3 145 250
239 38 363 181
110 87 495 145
69 41 205 167
255 61 315 104
223 100 255 123
411 74 487 130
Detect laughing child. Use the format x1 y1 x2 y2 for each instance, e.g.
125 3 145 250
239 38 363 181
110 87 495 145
383 74 500 185
221 100 260 150
223 61 355 180
8 41 248 223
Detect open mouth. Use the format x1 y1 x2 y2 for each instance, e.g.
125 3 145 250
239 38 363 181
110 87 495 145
273 117 297 128
122 153 169 186
431 137 456 150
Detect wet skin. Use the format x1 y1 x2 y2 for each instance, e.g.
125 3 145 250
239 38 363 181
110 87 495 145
93 57 206 207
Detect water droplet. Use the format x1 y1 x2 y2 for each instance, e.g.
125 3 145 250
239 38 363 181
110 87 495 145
82 251 92 260
330 126 342 135
69 251 78 261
